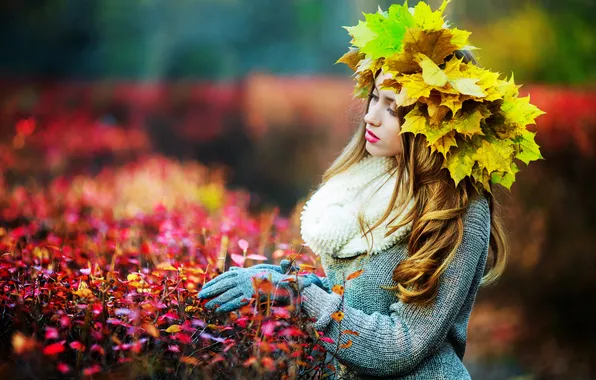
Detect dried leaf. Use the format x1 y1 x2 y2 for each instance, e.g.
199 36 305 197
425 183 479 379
346 269 364 281
332 284 344 296
331 311 345 322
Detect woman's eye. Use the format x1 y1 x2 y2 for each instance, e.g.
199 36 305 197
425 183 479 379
387 108 397 117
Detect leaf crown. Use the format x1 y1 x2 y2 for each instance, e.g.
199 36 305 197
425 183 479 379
337 0 545 193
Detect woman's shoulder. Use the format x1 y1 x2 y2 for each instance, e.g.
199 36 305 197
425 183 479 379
463 193 491 240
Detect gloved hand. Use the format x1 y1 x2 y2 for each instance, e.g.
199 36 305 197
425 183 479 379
197 265 318 314
229 259 330 293
228 259 298 274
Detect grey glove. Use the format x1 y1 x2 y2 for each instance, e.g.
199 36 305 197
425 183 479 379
230 259 330 293
197 265 319 314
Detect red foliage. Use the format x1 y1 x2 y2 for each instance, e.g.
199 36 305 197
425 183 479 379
0 157 334 379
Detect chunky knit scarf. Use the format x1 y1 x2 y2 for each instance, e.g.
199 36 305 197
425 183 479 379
300 155 414 259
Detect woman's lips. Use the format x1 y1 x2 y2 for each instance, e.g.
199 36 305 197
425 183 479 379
365 129 380 143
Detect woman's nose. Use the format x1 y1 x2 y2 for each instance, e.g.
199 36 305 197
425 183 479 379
364 106 381 127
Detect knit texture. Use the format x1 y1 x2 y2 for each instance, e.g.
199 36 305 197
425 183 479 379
299 195 491 379
300 155 415 259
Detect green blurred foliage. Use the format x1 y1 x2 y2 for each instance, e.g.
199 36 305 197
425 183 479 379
0 0 592 84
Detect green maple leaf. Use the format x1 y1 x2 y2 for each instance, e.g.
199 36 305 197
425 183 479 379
344 19 377 50
360 5 414 60
513 129 543 165
490 162 520 189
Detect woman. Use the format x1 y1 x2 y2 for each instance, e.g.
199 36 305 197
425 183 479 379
198 1 543 378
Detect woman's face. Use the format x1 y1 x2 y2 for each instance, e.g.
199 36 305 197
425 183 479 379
363 71 403 157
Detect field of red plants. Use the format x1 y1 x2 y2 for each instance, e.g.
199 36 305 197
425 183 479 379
0 157 344 379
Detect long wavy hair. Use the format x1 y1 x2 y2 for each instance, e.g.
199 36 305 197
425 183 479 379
320 50 509 306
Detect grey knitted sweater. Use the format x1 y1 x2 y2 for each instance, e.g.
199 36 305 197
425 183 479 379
299 195 491 379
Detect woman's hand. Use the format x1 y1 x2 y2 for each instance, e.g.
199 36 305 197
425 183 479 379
197 264 315 314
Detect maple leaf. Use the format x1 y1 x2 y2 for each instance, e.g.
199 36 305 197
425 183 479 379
513 130 543 165
411 0 450 30
340 339 353 349
490 162 520 189
400 106 429 135
344 19 377 50
429 130 458 157
472 138 515 175
450 105 491 138
449 28 472 49
395 74 433 106
501 95 546 130
443 142 478 186
352 4 414 60
415 53 448 86
336 47 365 71
440 93 467 115
471 164 492 192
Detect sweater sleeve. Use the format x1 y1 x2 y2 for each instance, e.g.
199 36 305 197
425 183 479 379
299 197 491 377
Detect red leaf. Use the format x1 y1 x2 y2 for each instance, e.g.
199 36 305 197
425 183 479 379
83 365 102 376
43 342 65 356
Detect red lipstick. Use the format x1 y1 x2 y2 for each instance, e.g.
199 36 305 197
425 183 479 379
365 129 380 143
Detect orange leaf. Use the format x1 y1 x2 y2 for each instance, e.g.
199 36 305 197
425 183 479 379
253 277 273 293
12 333 36 354
331 311 345 322
243 357 258 367
346 269 364 281
331 285 344 296
276 341 291 353
299 264 315 272
340 339 353 349
342 329 360 336
180 356 199 365
142 323 160 338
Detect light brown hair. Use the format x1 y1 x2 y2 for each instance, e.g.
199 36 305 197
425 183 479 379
320 50 508 305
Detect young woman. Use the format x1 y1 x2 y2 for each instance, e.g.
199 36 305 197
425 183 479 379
198 1 543 378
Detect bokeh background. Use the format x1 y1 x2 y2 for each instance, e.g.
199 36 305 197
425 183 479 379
0 0 594 378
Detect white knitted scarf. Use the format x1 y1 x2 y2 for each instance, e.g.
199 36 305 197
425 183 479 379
300 155 414 259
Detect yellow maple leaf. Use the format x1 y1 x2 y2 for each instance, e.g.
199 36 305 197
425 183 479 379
400 107 429 135
415 53 448 86
429 130 458 157
395 74 433 106
411 0 450 31
472 139 515 175
439 93 466 115
449 28 472 49
501 95 546 129
450 106 491 138
344 20 377 49
443 143 479 186
471 165 492 193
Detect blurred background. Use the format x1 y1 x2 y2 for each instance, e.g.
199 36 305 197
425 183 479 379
0 0 594 378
